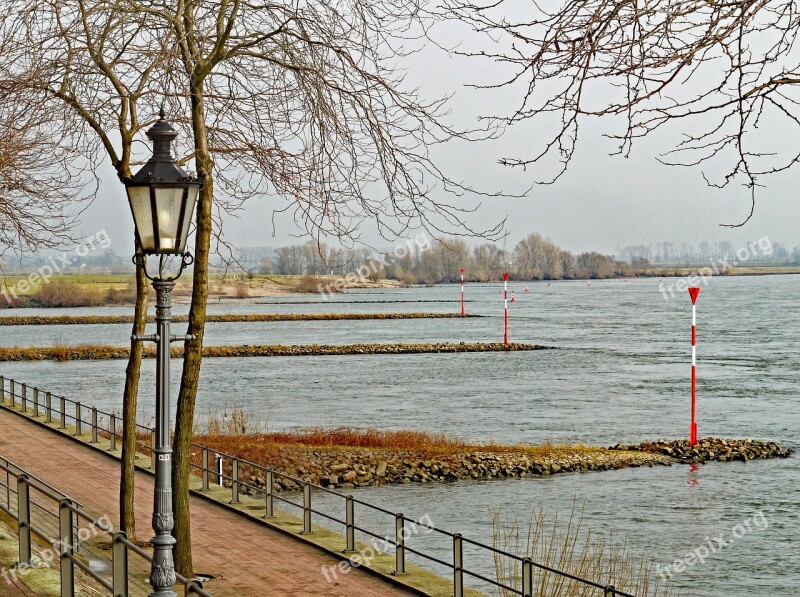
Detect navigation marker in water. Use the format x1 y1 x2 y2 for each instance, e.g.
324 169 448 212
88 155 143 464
460 268 465 315
689 287 700 446
511 290 516 303
503 272 509 345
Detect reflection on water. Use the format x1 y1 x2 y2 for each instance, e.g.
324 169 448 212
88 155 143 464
1 276 798 595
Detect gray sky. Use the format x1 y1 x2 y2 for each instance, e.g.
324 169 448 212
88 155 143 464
73 18 800 259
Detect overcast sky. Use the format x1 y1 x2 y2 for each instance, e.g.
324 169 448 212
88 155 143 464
71 16 800 259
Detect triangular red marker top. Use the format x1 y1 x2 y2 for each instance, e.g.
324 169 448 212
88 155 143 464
688 287 700 304
503 272 509 281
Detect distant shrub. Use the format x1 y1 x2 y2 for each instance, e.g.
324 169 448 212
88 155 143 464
293 274 337 294
105 282 138 305
33 281 104 307
232 281 250 299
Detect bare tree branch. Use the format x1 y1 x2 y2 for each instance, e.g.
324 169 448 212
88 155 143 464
439 0 800 225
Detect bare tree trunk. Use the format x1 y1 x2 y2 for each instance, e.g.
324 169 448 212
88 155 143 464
120 252 148 541
172 76 213 578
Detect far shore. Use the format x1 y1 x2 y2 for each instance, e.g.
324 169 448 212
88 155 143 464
3 267 800 310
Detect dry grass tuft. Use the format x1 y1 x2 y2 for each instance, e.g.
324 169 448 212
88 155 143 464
493 501 672 597
194 426 470 460
204 403 264 436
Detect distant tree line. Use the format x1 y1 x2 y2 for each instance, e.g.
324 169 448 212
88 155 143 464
619 240 796 264
256 234 652 282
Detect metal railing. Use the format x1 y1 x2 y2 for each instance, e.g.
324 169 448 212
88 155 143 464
0 455 211 597
0 376 633 597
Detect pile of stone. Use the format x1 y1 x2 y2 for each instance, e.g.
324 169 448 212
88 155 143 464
215 437 793 496
611 437 794 464
229 446 672 494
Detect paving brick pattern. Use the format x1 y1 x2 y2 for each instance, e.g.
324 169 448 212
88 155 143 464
0 408 416 596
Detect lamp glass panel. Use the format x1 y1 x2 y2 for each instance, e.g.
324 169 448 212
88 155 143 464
127 186 155 251
154 187 185 252
179 186 200 252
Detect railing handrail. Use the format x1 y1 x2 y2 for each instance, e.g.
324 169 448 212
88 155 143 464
0 375 635 597
0 456 84 508
0 452 212 597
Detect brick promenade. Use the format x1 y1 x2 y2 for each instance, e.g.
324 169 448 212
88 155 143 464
0 407 416 596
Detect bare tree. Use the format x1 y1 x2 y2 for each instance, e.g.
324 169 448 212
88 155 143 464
0 0 179 542
440 0 800 224
0 85 93 254
2 0 504 577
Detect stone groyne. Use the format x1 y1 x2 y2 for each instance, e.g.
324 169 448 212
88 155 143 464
611 437 794 464
0 342 548 362
0 312 482 326
198 438 794 494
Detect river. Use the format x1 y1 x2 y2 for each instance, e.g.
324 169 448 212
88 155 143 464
1 275 797 596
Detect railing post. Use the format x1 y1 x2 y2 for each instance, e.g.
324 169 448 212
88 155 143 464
3 459 9 509
33 388 39 417
90 408 98 443
112 531 129 597
75 402 82 435
20 383 27 412
231 458 240 503
150 428 157 469
302 482 312 534
201 447 210 490
265 470 275 518
9 379 15 407
394 513 406 575
215 454 222 485
522 557 533 597
0 375 4 402
453 533 464 597
59 397 67 429
45 391 52 423
59 499 75 597
604 585 616 597
345 495 356 552
109 414 117 451
17 475 32 565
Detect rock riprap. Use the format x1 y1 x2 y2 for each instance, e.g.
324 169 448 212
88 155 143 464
612 437 794 464
206 446 673 493
200 437 794 495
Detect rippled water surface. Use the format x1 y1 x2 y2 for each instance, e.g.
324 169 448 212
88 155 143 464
1 276 798 596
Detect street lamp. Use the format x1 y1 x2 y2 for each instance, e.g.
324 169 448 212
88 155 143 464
122 107 201 597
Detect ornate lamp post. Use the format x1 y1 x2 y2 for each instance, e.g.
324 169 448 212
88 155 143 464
122 108 201 597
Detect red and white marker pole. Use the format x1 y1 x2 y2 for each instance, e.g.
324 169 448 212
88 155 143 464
460 269 465 315
503 272 509 344
688 287 700 446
